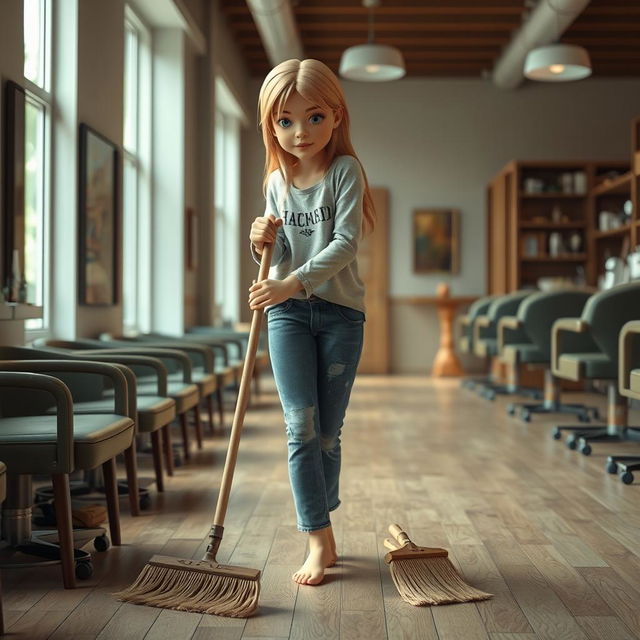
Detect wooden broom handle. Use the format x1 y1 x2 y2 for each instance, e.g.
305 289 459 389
212 243 273 527
389 523 412 547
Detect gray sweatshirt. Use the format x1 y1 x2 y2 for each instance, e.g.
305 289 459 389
251 154 365 313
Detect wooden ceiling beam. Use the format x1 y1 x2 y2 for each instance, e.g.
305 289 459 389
232 21 520 32
237 36 510 46
225 6 526 16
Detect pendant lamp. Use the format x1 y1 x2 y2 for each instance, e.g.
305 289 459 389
524 43 591 82
339 0 405 82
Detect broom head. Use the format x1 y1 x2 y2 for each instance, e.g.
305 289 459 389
114 554 261 617
384 526 492 606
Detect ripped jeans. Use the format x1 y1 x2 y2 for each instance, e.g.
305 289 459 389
267 297 364 532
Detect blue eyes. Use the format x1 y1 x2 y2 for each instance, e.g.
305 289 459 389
277 113 325 128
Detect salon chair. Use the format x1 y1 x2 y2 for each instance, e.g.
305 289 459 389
498 288 599 422
551 281 640 455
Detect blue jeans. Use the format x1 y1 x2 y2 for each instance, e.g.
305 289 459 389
267 297 365 532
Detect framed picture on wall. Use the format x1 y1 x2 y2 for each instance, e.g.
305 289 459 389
2 80 26 302
78 123 118 305
413 208 460 274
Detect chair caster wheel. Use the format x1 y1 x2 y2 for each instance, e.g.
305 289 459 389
75 560 93 580
552 428 561 440
140 493 152 510
521 410 531 423
621 471 634 485
606 461 618 474
94 534 111 552
486 391 496 401
566 437 578 450
591 409 600 420
580 444 592 456
507 404 516 416
578 413 590 423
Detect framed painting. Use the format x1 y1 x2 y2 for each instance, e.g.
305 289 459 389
413 208 460 274
2 80 26 301
78 123 118 305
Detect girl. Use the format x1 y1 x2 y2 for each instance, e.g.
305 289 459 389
248 58 375 586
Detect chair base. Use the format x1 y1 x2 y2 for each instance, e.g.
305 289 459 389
606 455 640 484
461 375 491 391
576 427 640 456
478 382 541 402
551 425 640 455
34 478 152 511
507 401 598 423
0 527 106 580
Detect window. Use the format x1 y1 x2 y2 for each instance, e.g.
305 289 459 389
214 77 243 325
122 7 151 334
23 0 51 333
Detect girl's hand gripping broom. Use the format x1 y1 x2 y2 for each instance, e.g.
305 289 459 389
115 244 274 618
383 523 492 606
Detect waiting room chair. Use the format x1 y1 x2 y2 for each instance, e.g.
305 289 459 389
188 326 268 396
473 290 541 400
551 281 640 455
101 333 231 433
498 288 599 422
457 295 495 390
15 345 176 499
36 340 199 463
606 320 640 484
0 364 135 587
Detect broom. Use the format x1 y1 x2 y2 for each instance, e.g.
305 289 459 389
383 523 492 606
115 244 275 617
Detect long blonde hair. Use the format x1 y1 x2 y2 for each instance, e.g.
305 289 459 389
258 58 375 236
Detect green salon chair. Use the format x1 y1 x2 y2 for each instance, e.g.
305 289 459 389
101 333 233 433
551 281 640 455
14 345 175 498
457 295 495 390
188 325 268 396
36 339 199 463
0 363 135 587
498 288 599 422
606 320 640 484
473 290 541 401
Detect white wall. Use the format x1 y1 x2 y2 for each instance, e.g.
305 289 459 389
76 0 125 338
241 76 640 373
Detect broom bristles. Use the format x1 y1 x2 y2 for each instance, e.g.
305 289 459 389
114 563 260 617
389 556 492 606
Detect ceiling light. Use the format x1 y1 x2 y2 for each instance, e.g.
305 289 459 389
339 0 405 82
524 43 591 82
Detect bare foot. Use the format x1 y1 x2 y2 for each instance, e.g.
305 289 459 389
325 525 338 567
293 528 336 585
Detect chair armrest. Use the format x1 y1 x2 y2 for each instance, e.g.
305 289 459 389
136 342 214 373
619 320 640 397
551 318 589 375
0 372 74 473
79 348 192 384
73 354 167 397
184 338 231 366
497 316 523 354
473 314 491 349
0 360 128 418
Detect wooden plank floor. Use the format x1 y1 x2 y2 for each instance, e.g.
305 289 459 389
3 375 640 639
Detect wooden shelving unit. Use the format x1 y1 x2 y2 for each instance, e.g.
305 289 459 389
633 116 640 251
487 118 640 294
588 160 633 284
487 160 594 293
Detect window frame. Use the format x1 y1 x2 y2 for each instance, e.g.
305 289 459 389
23 0 52 338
